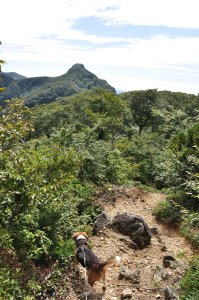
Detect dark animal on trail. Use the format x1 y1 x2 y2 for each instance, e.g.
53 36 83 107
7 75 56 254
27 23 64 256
73 231 121 288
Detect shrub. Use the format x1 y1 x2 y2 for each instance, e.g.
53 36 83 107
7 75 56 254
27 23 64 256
180 256 199 299
153 200 181 226
79 140 132 185
180 213 199 248
0 267 22 300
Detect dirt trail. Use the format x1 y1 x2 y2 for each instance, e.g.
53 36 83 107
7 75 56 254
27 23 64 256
63 187 195 300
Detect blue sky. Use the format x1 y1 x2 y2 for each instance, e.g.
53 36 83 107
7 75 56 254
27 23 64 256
1 0 199 94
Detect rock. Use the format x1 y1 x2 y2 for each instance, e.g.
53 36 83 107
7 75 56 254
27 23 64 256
150 227 159 235
119 267 140 284
93 212 111 234
153 266 169 282
121 287 133 299
110 213 152 249
163 256 177 268
160 244 167 251
119 237 139 250
164 285 179 299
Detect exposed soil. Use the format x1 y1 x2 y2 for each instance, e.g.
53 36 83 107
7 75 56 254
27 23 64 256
55 186 196 300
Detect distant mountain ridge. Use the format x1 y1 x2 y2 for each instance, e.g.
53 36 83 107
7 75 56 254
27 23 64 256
0 64 115 107
2 72 27 80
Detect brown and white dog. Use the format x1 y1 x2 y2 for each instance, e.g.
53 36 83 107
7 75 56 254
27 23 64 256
73 231 121 288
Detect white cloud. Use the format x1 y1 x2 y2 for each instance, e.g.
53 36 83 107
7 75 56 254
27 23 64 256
3 35 199 67
99 0 199 28
1 0 199 41
1 0 199 94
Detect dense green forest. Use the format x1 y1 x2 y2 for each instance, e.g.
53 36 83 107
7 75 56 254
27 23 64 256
0 57 199 299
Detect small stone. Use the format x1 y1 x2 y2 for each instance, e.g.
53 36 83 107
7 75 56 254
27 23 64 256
156 294 161 299
160 244 167 251
164 285 179 299
163 255 177 268
150 227 159 235
119 268 140 284
121 287 133 299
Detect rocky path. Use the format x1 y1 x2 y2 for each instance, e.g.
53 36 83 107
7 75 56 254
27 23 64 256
62 187 195 300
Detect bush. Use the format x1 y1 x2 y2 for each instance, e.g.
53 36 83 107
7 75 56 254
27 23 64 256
180 256 199 299
0 267 23 300
79 140 132 185
180 213 199 248
153 200 181 226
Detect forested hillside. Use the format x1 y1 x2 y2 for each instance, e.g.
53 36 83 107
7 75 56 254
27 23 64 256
0 64 115 107
0 58 199 299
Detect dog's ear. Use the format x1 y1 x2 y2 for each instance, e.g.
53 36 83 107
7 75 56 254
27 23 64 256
73 231 88 240
72 232 80 240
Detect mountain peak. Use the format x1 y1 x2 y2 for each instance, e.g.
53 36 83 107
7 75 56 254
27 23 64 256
0 63 115 107
66 63 89 76
70 63 85 69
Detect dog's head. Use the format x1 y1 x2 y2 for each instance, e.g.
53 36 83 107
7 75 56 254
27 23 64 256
73 231 89 241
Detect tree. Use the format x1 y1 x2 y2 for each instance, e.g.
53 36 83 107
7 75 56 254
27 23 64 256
0 43 5 93
122 89 158 134
0 99 34 150
32 89 132 143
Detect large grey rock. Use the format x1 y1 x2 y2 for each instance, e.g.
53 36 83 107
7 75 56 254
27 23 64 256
110 213 152 249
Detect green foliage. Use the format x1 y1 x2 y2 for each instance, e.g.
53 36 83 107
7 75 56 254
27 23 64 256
152 91 198 133
180 256 199 300
1 59 199 298
152 148 183 189
153 200 181 226
0 267 22 300
31 88 131 138
116 132 163 184
0 136 95 261
0 53 5 92
0 98 102 300
168 122 199 209
0 262 42 299
180 213 199 248
0 99 34 150
152 120 199 245
122 89 158 133
152 105 189 138
79 140 132 185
